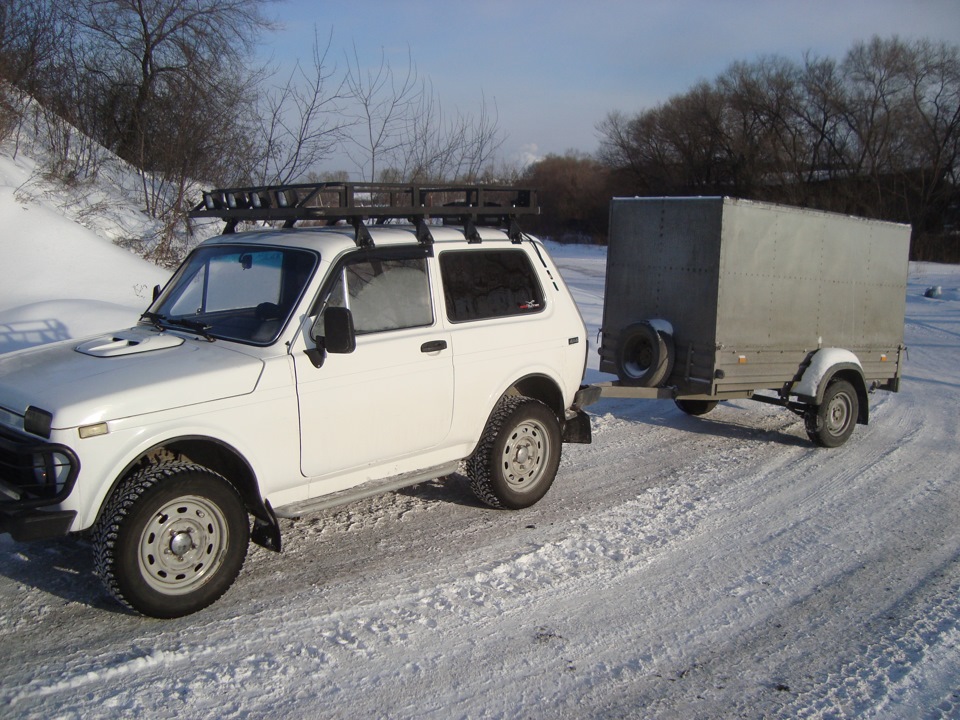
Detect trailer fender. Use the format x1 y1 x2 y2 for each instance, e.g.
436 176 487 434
795 349 869 424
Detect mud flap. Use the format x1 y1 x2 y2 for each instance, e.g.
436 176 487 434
562 409 592 444
251 500 282 552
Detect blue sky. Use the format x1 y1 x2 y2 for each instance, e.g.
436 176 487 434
262 0 960 174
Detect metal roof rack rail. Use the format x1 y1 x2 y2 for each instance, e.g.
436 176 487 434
188 182 539 247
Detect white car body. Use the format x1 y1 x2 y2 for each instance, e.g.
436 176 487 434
0 222 590 547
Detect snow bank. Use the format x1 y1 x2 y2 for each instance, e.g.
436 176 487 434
0 148 168 345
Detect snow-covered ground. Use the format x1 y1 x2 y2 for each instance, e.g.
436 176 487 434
1 136 959 718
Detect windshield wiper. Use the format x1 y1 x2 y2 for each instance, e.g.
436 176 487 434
139 311 215 341
140 311 167 331
165 317 216 341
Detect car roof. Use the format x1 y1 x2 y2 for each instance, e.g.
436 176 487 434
201 223 519 255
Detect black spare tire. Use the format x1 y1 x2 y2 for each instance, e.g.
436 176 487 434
615 321 675 387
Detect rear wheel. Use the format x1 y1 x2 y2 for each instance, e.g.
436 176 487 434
93 461 249 618
467 396 561 509
805 379 859 448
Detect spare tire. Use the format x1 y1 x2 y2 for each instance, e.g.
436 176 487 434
615 321 675 387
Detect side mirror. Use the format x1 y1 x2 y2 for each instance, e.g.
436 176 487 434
152 284 162 302
306 307 357 368
323 307 357 354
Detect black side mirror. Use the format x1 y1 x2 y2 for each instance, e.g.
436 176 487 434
152 284 161 302
305 307 356 368
323 307 356 354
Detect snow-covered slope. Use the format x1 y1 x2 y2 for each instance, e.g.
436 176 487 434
0 136 959 718
0 138 169 352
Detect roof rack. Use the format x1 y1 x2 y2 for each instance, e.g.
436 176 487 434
188 182 539 247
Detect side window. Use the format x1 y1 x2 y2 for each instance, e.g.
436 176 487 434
440 250 545 322
323 257 433 334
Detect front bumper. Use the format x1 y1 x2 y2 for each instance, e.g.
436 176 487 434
0 426 80 541
0 508 78 541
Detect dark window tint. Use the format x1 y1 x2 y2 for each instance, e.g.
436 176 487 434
440 250 545 322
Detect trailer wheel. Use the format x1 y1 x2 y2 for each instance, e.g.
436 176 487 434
675 399 719 416
467 396 561 510
93 461 249 618
615 321 674 387
805 379 859 448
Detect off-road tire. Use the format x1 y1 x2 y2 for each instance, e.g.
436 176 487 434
93 461 249 618
805 379 859 448
467 396 561 510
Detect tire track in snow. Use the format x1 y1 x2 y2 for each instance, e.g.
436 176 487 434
780 554 960 719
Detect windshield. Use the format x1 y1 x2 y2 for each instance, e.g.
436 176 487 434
147 245 318 345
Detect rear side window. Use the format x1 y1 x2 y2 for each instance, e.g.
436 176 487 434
440 249 545 322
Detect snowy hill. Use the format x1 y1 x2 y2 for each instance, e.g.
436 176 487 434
1 133 960 718
0 146 169 352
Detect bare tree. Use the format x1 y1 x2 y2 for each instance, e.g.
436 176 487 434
792 55 850 184
0 0 64 93
899 39 960 235
253 28 349 185
839 36 913 212
398 82 505 182
343 44 420 181
64 0 274 173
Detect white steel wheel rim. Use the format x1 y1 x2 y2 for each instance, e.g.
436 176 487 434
137 494 229 595
826 391 853 436
502 418 550 490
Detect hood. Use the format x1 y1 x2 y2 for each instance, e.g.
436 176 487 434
0 327 264 430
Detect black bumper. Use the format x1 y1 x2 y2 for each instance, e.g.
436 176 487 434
0 426 80 541
0 508 77 541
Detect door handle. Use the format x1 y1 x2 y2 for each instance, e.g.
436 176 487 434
420 340 447 353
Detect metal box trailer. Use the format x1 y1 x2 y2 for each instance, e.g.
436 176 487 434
595 197 910 447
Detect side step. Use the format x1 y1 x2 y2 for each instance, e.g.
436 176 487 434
273 462 461 519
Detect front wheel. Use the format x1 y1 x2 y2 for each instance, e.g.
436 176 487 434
805 379 859 448
467 396 562 509
93 461 249 618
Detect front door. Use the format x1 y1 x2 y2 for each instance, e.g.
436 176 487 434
293 248 453 483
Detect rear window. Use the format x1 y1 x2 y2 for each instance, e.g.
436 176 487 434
440 249 545 322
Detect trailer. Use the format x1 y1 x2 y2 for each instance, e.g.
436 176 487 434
595 197 910 447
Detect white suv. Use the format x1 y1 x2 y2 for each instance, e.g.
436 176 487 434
0 183 593 617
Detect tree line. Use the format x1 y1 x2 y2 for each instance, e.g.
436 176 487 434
1 2 957 262
528 36 959 261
